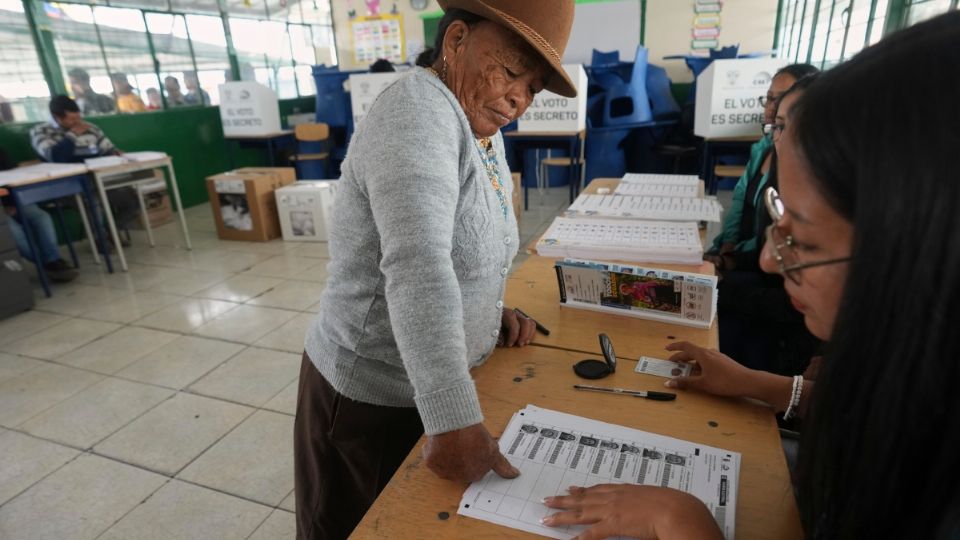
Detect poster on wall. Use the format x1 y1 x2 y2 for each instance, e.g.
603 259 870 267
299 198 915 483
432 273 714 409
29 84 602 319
351 14 405 65
692 0 722 50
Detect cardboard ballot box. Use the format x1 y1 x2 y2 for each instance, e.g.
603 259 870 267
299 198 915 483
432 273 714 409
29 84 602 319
276 180 338 242
131 175 173 230
206 167 296 242
694 58 787 138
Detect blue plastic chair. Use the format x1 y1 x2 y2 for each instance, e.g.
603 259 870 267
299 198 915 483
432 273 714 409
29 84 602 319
645 64 681 120
289 123 330 179
591 49 620 68
602 46 653 126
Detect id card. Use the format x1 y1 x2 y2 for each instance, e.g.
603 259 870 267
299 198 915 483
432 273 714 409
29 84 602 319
635 356 693 378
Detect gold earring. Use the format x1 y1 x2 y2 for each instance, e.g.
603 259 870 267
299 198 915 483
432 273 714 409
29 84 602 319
441 55 448 82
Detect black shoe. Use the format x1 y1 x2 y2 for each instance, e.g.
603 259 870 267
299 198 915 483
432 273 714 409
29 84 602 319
43 259 79 283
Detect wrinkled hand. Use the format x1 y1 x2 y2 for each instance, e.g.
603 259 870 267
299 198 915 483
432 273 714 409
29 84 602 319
663 341 756 397
423 423 519 483
498 307 536 347
542 484 722 540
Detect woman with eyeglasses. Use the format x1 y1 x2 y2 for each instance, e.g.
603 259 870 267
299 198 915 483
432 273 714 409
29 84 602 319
542 11 960 539
705 63 821 376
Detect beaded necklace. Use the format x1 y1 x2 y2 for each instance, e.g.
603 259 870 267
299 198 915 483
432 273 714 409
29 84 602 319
425 66 509 220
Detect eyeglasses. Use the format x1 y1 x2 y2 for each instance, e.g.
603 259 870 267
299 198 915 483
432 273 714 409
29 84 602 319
758 95 770 107
763 187 852 285
762 122 786 142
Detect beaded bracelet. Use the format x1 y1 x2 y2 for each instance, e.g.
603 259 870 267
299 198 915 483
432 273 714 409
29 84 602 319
783 375 804 420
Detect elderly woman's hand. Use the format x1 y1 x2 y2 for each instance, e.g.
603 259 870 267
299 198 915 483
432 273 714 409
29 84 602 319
499 308 537 347
542 484 723 540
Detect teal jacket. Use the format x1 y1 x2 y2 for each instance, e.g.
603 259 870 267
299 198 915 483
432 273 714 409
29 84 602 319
709 135 774 254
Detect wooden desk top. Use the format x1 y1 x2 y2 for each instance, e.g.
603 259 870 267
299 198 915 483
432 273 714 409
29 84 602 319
89 157 172 177
352 346 803 540
507 255 718 359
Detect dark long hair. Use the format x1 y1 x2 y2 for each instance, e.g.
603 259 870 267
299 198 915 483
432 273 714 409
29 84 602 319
415 9 484 67
792 11 960 538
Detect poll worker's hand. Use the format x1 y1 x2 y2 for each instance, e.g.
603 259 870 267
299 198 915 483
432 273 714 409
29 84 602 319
542 484 723 540
423 423 519 483
663 341 756 398
498 307 536 347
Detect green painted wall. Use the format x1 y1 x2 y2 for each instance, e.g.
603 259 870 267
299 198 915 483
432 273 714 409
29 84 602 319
0 96 315 209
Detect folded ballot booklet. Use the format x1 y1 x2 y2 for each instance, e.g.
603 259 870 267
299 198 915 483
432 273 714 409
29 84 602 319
554 258 717 328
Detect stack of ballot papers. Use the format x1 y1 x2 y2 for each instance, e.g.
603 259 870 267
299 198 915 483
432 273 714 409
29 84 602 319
536 217 704 265
459 405 740 539
85 151 167 170
615 173 701 197
565 193 722 222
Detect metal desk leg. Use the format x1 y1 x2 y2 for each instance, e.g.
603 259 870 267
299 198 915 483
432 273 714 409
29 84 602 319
165 162 192 250
74 194 101 265
12 194 51 297
82 180 113 274
568 137 577 203
93 172 128 271
135 184 156 247
702 142 717 195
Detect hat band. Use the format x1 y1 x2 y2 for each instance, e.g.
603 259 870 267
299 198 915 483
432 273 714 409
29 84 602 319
485 5 561 64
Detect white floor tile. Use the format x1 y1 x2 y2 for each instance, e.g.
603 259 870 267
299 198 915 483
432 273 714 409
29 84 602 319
55 326 179 374
18 377 174 448
253 313 312 353
33 284 132 317
0 364 104 428
288 242 330 259
79 291 184 324
246 280 326 312
244 255 327 279
0 453 167 540
0 353 47 384
0 310 70 346
133 297 240 333
146 269 232 296
248 509 296 540
188 347 300 407
194 273 284 303
2 318 121 360
0 430 80 506
95 392 253 475
116 335 244 390
178 410 294 506
278 490 295 512
193 305 298 345
262 379 298 416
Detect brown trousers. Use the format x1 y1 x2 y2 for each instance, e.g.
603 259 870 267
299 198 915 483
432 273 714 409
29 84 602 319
294 352 424 540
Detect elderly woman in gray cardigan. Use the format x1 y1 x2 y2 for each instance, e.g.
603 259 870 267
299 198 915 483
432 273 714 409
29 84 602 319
294 1 578 538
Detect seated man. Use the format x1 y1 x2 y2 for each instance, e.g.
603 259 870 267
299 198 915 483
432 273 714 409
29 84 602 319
0 147 78 282
29 95 140 247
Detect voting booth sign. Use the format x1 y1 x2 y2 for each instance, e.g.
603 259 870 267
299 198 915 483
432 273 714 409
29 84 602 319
694 58 787 138
349 72 401 127
218 82 282 136
517 64 588 132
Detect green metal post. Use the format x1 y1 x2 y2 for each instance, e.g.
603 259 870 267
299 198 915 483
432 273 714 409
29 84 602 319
218 0 242 81
794 0 809 62
773 0 785 52
142 11 168 110
883 0 909 35
863 0 881 47
805 0 824 63
639 0 647 46
22 0 67 96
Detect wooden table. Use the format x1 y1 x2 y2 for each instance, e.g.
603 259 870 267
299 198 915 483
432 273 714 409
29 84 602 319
507 255 718 359
353 346 802 540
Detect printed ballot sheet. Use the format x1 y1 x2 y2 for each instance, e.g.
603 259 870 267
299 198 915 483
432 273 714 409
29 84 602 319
615 174 701 198
459 406 740 540
566 194 723 222
536 218 704 265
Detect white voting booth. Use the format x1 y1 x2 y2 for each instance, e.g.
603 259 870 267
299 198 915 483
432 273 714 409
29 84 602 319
349 72 401 127
218 82 282 136
276 180 338 242
517 64 588 132
694 58 787 138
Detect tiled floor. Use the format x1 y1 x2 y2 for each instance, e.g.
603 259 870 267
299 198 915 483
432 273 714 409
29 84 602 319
0 186 575 540
0 184 733 539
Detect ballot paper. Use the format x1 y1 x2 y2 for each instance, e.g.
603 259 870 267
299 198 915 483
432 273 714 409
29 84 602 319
85 151 167 170
566 194 722 222
0 163 89 187
459 405 739 540
635 356 694 378
536 217 703 265
615 174 700 198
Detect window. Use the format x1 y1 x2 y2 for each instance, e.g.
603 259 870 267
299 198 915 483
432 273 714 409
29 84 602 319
0 0 50 123
776 0 891 68
905 0 954 25
184 14 229 105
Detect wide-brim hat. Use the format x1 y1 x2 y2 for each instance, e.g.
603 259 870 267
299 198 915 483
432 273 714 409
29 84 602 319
437 0 577 97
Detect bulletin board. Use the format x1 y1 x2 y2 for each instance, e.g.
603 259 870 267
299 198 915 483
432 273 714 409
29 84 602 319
351 14 406 65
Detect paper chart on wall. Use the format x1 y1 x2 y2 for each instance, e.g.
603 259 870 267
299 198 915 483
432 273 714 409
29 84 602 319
566 194 723 222
458 405 739 540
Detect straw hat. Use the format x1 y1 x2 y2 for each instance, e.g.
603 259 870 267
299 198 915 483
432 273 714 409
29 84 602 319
437 0 577 97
